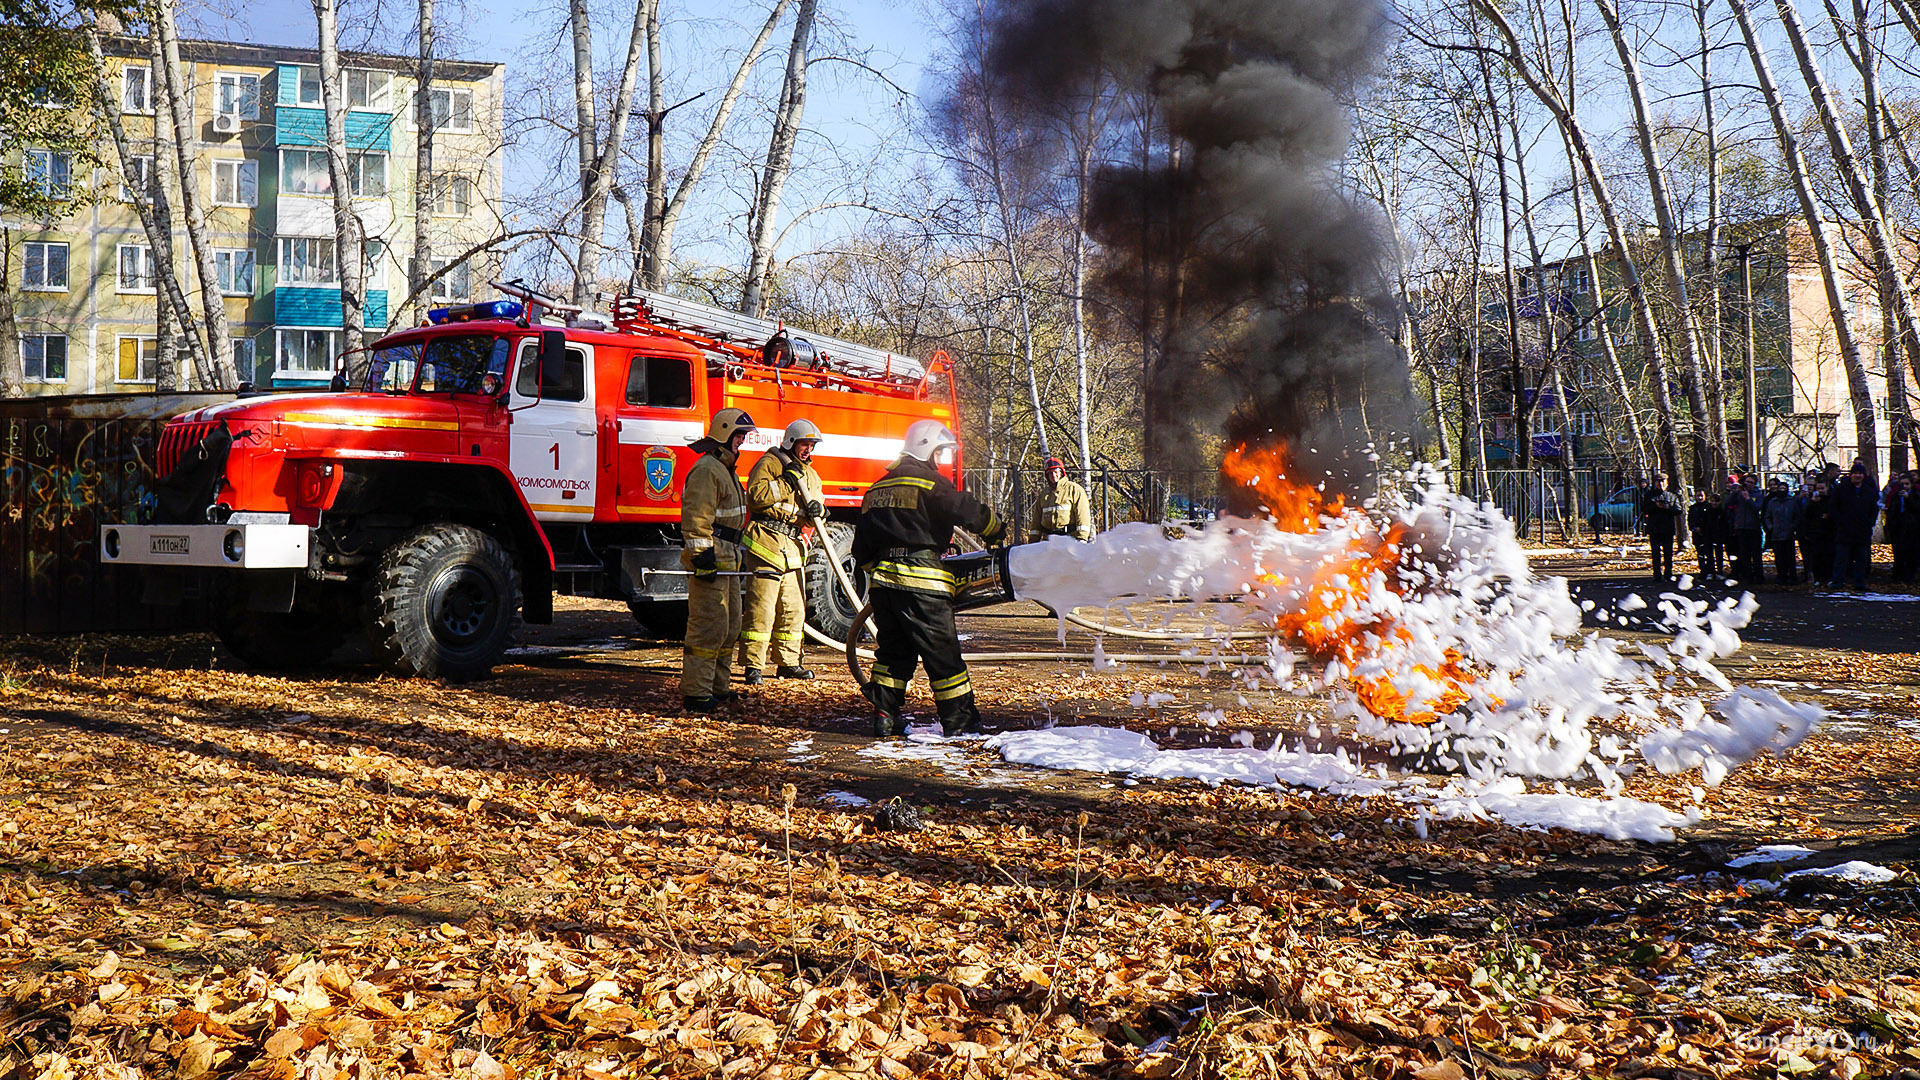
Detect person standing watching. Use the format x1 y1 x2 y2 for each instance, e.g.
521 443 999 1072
737 419 827 685
1888 474 1919 583
1802 480 1837 586
1830 462 1880 589
679 408 755 713
852 420 1006 738
1030 456 1094 542
1761 478 1802 585
1688 487 1723 576
1640 472 1683 582
1725 474 1764 583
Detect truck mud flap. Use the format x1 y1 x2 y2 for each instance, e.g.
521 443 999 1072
617 547 691 600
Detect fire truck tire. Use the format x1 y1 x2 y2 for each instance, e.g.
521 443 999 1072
366 524 522 681
626 599 688 639
804 520 866 642
213 582 350 670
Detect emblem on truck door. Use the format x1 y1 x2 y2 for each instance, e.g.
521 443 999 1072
644 446 677 499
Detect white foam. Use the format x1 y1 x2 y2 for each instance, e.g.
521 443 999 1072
1788 861 1898 884
1728 844 1816 868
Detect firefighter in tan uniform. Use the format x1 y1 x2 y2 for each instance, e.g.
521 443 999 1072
737 419 827 684
1030 455 1094 542
853 420 1006 737
679 408 755 713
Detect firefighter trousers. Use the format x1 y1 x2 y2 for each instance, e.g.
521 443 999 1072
865 585 979 731
738 561 805 671
681 573 743 699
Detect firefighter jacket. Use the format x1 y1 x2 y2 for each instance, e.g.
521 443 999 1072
741 447 824 573
1032 476 1094 541
680 438 749 571
853 456 1004 597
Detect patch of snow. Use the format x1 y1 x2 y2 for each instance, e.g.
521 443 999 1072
820 791 871 808
1789 861 1897 884
788 738 818 763
1815 592 1920 601
1727 844 1815 868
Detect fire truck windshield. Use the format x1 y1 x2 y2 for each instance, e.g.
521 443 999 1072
361 334 511 395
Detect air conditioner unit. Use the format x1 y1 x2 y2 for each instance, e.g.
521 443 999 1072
212 113 240 134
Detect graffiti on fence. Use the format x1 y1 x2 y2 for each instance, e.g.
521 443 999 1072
3 416 159 586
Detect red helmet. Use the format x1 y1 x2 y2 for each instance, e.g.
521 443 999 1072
1044 456 1065 470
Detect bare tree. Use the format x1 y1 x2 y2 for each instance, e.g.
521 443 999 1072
1726 0 1876 472
568 0 649 305
739 0 818 316
155 0 236 387
313 0 368 356
411 0 433 323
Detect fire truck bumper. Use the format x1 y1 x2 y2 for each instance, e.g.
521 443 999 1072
99 524 312 570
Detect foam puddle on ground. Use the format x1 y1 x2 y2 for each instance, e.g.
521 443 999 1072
980 459 1825 843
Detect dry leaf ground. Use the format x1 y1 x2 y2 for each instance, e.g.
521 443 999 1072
4 553 1920 1080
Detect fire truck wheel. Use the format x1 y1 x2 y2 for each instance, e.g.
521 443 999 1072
804 520 867 642
213 582 350 670
367 524 522 681
626 599 688 639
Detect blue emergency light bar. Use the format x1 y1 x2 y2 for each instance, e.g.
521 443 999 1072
427 299 523 324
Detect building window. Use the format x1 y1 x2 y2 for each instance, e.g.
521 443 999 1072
432 174 471 216
122 64 152 113
215 248 255 295
348 151 386 197
216 72 261 120
295 64 322 106
117 244 156 292
278 237 337 285
1568 266 1592 293
212 158 258 206
24 149 72 200
347 69 391 111
1575 320 1596 342
280 148 332 195
117 336 157 382
277 328 337 375
28 84 67 108
232 337 256 380
361 240 386 289
121 155 153 203
23 334 66 382
23 241 68 290
428 256 470 300
429 87 472 132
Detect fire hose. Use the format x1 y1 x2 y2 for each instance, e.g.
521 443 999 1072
790 518 1270 690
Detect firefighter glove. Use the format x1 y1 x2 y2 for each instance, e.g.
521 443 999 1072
807 499 826 521
691 547 718 579
982 519 1007 547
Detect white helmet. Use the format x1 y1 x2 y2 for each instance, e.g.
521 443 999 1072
707 407 756 443
900 419 959 464
782 418 823 451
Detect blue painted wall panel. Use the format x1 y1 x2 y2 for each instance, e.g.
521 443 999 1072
273 288 391 331
274 108 393 151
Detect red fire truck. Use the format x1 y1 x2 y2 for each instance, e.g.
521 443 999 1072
99 284 960 680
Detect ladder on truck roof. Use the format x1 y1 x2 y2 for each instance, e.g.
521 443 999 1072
618 288 928 384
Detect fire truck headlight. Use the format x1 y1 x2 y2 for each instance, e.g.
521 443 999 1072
103 529 121 559
295 462 338 508
223 530 245 563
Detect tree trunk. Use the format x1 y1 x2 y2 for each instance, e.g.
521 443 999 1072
571 0 651 304
1767 0 1892 472
1595 0 1722 488
740 0 818 315
88 23 200 388
0 235 21 397
1069 92 1105 485
1850 0 1916 471
1481 54 1529 502
314 0 367 359
156 1 236 388
1699 0 1727 459
643 0 792 289
1728 0 1877 473
412 0 434 323
1475 0 1684 485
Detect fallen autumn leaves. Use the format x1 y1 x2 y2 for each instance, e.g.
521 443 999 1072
3 619 1920 1079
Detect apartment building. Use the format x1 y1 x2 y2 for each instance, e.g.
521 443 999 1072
7 36 504 394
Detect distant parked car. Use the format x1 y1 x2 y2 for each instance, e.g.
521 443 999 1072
1588 487 1641 534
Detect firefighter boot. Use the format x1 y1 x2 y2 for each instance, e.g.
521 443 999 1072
776 666 815 680
740 668 764 686
682 696 715 714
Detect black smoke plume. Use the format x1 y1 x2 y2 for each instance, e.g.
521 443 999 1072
975 0 1409 482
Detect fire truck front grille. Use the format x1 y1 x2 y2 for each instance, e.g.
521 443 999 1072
156 421 219 479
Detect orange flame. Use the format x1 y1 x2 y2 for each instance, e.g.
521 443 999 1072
1225 442 1477 726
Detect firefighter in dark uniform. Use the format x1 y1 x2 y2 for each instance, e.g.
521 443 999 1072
853 419 1006 737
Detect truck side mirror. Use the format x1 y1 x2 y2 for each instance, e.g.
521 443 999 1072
538 330 565 393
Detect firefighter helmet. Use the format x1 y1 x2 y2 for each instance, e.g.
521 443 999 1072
782 419 823 451
708 408 756 444
900 419 959 464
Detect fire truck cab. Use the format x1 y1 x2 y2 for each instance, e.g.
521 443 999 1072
99 285 960 680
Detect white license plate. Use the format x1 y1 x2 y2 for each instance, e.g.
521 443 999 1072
149 535 191 555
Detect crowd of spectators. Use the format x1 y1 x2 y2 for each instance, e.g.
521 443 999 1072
1636 461 1920 588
